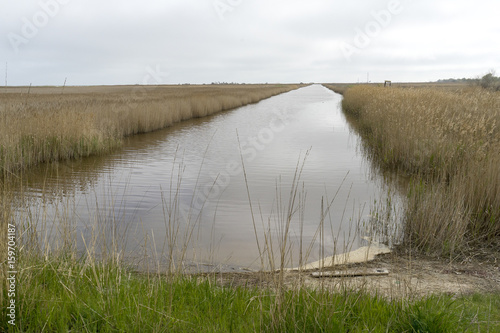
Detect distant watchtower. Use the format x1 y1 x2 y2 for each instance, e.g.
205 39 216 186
384 80 392 87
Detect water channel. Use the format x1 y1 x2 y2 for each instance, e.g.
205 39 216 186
18 84 401 272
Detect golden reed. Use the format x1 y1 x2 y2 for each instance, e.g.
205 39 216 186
340 85 500 254
0 84 300 176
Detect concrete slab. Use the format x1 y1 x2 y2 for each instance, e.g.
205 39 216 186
287 244 391 271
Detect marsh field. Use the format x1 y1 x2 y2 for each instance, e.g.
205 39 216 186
0 84 301 175
1 83 500 332
326 83 500 254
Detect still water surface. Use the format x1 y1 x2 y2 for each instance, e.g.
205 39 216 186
20 84 400 271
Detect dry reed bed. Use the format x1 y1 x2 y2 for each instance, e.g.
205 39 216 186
0 84 300 176
340 85 500 254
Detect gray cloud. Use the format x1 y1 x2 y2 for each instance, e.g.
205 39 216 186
1 0 499 85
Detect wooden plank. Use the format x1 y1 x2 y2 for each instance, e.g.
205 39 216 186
311 268 389 278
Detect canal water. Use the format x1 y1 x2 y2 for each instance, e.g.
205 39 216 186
18 84 401 272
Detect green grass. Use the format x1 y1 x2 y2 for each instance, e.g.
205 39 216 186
2 255 499 332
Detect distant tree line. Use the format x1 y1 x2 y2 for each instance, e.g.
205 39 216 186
437 70 500 91
210 82 245 85
436 77 478 84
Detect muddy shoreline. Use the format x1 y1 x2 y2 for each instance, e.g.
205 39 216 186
199 246 500 299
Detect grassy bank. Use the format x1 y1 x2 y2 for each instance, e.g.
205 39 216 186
1 254 499 332
0 84 300 176
335 85 500 255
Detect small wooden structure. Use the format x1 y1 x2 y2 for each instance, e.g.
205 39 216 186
384 80 392 87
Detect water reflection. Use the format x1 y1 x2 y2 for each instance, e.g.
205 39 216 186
16 85 402 271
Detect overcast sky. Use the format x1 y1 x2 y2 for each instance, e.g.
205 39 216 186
1 0 499 86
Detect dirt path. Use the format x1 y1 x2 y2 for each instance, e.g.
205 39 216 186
209 248 500 299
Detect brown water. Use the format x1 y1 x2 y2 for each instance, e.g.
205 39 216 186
17 84 401 272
